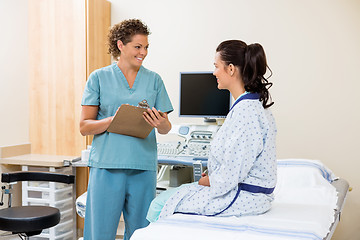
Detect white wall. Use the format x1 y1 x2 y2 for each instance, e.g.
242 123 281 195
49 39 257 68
110 0 360 239
0 0 28 210
0 0 29 146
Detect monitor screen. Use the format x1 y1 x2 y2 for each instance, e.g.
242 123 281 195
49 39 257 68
179 72 231 118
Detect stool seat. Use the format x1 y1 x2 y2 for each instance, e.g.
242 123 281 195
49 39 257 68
0 206 60 234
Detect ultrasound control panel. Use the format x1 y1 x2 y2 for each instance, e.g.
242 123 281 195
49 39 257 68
157 124 221 158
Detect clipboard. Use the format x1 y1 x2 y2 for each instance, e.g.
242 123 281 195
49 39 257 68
107 104 154 139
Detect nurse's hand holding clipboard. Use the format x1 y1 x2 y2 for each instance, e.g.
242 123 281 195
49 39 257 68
143 107 172 134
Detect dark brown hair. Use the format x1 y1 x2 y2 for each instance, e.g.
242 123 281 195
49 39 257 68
216 40 274 108
108 19 151 59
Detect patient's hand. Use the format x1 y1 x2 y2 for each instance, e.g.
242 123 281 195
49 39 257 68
198 175 210 186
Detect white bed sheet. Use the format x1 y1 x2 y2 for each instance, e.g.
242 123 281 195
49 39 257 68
131 159 339 240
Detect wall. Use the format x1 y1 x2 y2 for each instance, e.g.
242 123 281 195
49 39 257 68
109 0 360 239
0 0 29 146
0 0 29 209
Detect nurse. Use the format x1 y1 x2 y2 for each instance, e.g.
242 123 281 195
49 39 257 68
80 19 173 240
147 40 276 222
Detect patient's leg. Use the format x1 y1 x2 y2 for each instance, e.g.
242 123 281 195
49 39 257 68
146 183 193 222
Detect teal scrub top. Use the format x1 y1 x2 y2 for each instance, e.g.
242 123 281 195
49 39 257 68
81 63 173 171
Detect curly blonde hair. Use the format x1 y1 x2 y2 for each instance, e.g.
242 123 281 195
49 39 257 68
108 19 151 59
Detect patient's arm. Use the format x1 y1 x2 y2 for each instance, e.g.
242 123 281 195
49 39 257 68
198 175 210 186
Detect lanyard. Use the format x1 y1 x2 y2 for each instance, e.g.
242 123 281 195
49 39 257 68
229 93 260 112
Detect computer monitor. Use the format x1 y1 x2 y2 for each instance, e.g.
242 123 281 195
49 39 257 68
179 72 231 121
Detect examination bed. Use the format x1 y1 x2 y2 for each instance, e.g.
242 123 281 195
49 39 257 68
130 159 349 240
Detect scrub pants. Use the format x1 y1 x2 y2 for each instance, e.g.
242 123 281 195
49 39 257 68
83 167 156 240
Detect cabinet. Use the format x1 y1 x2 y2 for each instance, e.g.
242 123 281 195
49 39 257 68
22 165 75 240
0 146 79 239
28 0 111 231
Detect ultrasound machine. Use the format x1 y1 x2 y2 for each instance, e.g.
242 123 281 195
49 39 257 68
156 72 231 192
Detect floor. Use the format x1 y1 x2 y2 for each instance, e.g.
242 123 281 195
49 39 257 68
0 232 19 239
0 234 123 240
0 220 125 239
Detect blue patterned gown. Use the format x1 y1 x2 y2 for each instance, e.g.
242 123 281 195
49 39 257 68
159 95 277 219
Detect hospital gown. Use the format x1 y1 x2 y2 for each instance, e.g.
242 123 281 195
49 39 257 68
159 97 277 219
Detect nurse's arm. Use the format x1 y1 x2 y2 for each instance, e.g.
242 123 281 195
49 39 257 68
80 105 113 136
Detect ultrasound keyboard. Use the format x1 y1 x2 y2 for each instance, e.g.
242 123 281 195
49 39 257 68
157 142 182 156
157 141 210 158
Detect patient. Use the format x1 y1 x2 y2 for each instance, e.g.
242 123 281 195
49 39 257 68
147 40 277 222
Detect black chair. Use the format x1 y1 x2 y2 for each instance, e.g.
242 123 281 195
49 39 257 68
0 171 75 239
